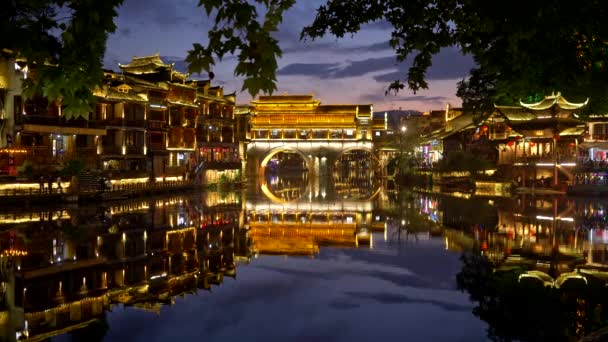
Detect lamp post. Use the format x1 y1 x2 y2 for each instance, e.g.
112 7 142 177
399 126 407 176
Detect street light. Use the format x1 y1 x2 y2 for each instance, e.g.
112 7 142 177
397 126 408 178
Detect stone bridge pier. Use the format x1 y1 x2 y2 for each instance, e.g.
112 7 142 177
246 141 375 176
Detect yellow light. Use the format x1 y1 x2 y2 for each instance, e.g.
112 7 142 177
0 149 28 154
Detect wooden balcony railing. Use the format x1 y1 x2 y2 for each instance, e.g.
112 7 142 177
106 118 146 128
17 115 105 128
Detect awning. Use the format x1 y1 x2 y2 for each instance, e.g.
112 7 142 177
559 126 585 136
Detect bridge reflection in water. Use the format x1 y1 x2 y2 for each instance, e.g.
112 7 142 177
0 169 387 341
4 175 608 341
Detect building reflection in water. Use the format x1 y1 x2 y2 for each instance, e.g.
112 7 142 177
424 192 608 341
0 191 250 341
247 170 385 256
5 169 608 341
0 169 386 341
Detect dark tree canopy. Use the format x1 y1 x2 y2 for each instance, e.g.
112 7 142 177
194 0 608 116
4 0 608 118
2 0 123 119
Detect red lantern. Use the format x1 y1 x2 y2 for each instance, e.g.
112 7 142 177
530 142 536 147
507 141 515 147
515 136 522 141
481 125 488 131
553 134 560 141
569 142 576 147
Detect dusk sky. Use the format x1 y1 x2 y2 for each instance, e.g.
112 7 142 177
104 0 476 111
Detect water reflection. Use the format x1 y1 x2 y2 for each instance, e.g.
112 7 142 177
423 193 608 341
0 192 250 340
4 172 608 340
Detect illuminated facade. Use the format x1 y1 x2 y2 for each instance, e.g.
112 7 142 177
423 93 588 187
194 81 241 184
0 53 241 183
492 92 587 187
245 94 383 174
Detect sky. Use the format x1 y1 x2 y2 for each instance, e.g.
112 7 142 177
104 0 476 112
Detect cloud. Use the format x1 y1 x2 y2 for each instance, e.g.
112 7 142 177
374 48 475 82
277 56 398 78
277 48 474 81
277 62 340 77
281 40 392 55
116 0 204 28
119 27 131 37
359 93 447 104
343 291 472 312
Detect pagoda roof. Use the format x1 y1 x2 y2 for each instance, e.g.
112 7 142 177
424 113 477 142
119 53 171 73
519 92 588 111
171 70 189 82
253 94 319 104
123 75 168 90
197 93 229 103
93 86 148 103
507 117 582 132
559 125 586 137
167 99 198 108
493 106 538 121
169 82 196 90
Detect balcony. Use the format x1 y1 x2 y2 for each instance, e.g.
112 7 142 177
106 118 147 128
17 115 104 128
167 141 196 150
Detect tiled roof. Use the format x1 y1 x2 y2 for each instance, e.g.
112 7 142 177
519 92 588 111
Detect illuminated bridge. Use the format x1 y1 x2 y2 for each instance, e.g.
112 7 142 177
245 184 387 255
244 95 386 175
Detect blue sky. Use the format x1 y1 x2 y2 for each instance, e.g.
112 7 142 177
104 0 475 111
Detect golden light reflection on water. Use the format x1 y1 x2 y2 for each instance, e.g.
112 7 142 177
2 178 608 340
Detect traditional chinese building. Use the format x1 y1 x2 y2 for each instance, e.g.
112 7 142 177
0 53 241 185
194 81 241 184
491 92 587 187
246 94 378 175
0 54 106 175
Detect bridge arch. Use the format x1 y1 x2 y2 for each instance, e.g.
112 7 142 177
333 146 381 170
260 146 313 172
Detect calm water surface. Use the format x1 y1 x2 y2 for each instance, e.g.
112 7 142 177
2 170 608 341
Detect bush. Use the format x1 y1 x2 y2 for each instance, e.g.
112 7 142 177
17 160 34 179
436 150 492 176
61 159 85 177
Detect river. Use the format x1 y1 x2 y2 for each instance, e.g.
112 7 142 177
1 169 607 341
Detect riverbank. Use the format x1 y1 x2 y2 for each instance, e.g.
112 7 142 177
0 179 246 206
